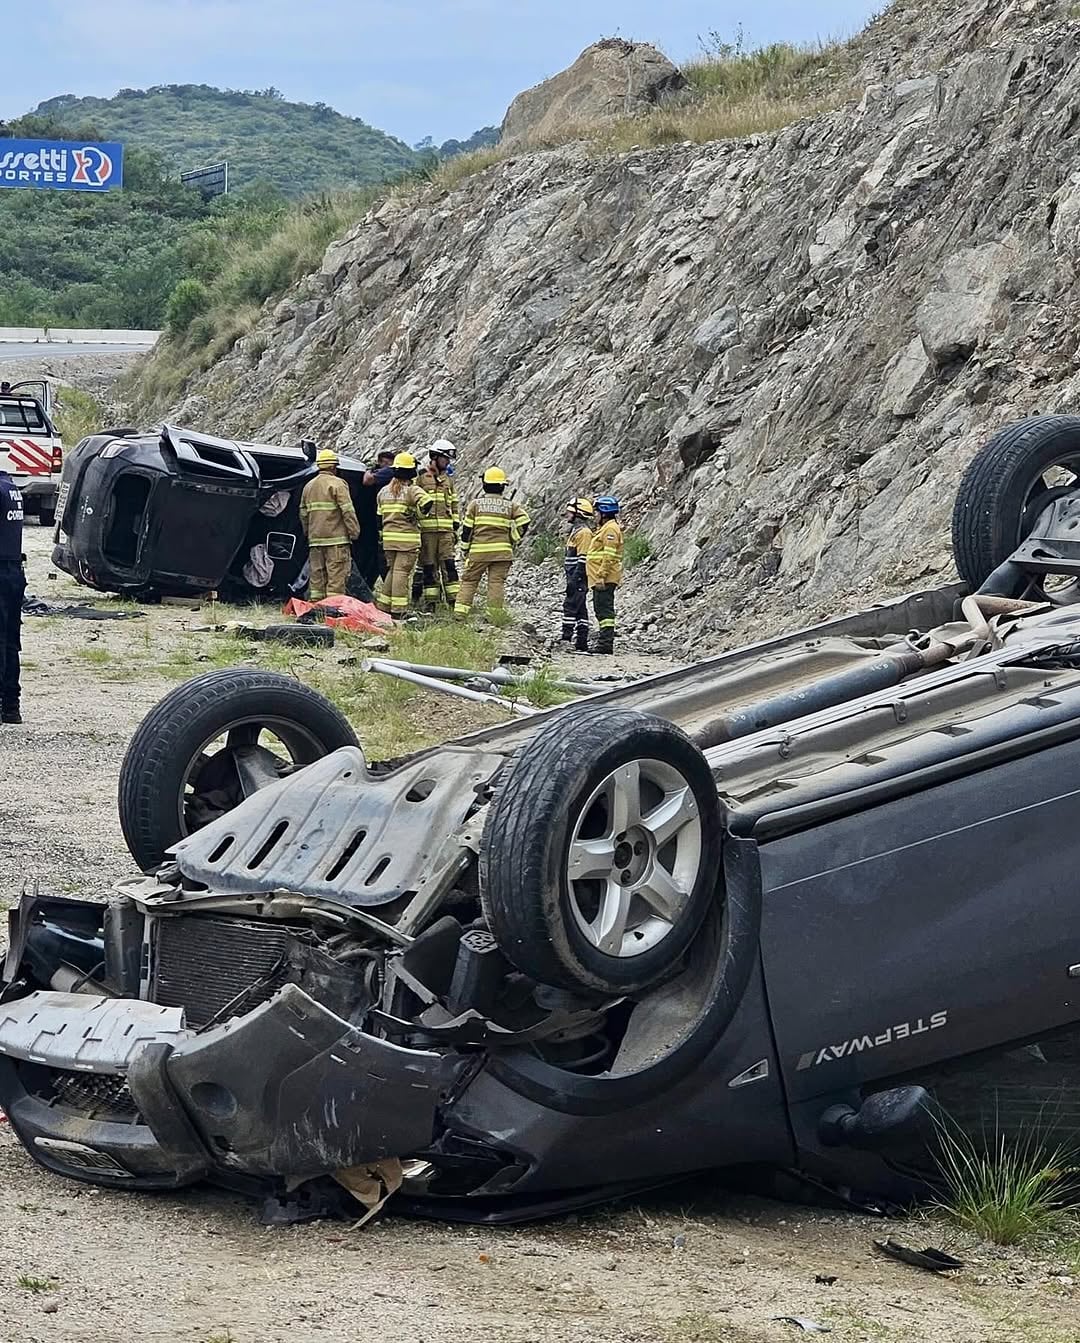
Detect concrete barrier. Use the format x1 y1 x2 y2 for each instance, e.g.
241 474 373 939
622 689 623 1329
45 328 161 346
0 328 47 343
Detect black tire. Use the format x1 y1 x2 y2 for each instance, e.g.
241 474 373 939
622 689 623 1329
480 706 723 995
119 668 358 872
952 415 1080 589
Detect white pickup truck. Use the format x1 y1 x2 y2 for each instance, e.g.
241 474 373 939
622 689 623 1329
0 379 62 525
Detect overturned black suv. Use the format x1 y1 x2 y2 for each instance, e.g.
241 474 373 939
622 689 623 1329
52 424 381 599
7 415 1080 1224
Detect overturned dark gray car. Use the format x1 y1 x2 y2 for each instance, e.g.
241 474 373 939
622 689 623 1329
51 424 382 600
6 414 1080 1223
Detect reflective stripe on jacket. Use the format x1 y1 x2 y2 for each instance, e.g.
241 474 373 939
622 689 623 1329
564 523 593 581
460 493 530 560
417 468 458 533
300 472 361 548
377 480 433 551
586 518 624 588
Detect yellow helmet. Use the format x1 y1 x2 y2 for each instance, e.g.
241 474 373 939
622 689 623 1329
393 451 417 470
568 496 594 516
316 449 338 468
483 466 508 486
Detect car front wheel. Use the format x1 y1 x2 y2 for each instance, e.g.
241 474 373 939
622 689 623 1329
480 706 723 995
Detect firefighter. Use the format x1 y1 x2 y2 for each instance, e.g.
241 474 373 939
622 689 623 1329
0 464 25 723
376 452 433 618
561 497 595 651
299 449 361 601
414 439 460 608
586 495 623 655
454 468 530 619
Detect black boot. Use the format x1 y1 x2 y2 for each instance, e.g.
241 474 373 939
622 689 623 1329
561 622 574 642
575 625 590 653
2 706 22 724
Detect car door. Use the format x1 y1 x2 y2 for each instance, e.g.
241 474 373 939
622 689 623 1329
10 380 52 415
757 735 1080 1104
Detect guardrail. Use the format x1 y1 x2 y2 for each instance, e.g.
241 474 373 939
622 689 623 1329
0 327 160 346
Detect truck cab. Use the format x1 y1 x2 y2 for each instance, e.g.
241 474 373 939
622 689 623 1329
0 379 62 525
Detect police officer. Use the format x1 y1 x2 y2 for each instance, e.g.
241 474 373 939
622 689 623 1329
0 465 25 723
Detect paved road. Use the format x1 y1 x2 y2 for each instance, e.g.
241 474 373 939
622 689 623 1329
0 341 149 360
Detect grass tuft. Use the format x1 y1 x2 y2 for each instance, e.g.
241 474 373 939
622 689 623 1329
18 1275 57 1293
514 664 576 708
528 531 562 565
54 385 105 446
624 533 653 567
935 1117 1080 1245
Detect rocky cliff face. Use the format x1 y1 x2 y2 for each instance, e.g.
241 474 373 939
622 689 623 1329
159 0 1080 654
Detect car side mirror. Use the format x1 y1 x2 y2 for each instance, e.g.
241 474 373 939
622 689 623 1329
819 1086 932 1151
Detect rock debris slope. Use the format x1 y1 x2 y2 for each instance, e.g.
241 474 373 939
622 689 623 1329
162 0 1080 652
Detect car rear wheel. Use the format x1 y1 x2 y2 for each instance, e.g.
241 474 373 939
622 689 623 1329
119 669 358 872
952 415 1080 590
480 706 723 995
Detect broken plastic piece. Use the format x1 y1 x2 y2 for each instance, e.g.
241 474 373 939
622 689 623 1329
773 1318 831 1333
874 1240 964 1272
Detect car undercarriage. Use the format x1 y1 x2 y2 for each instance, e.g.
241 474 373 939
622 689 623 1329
7 414 1080 1224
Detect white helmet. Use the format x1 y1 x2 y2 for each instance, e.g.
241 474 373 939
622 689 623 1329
429 438 457 459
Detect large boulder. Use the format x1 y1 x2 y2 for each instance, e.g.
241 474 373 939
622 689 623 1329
501 39 685 148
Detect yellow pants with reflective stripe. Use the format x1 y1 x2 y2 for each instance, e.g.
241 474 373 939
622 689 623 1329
454 557 511 617
308 544 351 601
378 548 418 616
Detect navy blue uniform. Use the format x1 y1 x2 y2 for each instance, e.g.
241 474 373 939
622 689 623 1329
0 471 25 718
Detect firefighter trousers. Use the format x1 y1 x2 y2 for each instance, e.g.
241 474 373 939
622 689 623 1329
591 583 617 653
0 562 25 712
454 557 511 617
308 544 352 601
562 575 589 650
379 548 419 617
414 531 460 606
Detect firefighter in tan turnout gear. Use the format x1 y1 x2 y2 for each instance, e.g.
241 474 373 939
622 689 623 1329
586 495 623 654
414 439 460 608
299 449 360 600
453 468 530 619
561 496 595 651
376 452 433 618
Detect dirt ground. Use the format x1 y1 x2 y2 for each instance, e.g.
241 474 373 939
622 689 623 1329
1 528 1080 1343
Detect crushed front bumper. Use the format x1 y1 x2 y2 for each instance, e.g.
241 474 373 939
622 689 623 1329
0 986 457 1190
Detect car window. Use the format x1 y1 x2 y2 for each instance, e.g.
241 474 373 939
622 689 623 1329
0 400 46 431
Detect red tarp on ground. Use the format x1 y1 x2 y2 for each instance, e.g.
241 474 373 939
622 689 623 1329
282 595 393 634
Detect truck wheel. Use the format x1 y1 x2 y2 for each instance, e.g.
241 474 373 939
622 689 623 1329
952 416 1080 589
119 668 358 872
480 706 723 995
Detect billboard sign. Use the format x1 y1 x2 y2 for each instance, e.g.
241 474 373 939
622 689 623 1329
180 161 228 199
0 139 123 192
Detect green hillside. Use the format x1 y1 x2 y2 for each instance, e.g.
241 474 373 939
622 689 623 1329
32 84 418 197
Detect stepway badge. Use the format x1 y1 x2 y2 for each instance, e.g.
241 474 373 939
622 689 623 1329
0 139 124 192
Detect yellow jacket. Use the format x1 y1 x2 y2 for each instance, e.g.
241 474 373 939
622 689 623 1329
417 468 458 533
586 518 624 588
300 472 360 548
377 480 433 552
461 493 530 561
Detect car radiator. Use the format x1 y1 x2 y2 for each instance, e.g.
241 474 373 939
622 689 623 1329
150 914 293 1028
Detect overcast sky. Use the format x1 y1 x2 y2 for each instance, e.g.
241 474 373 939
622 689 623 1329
2 1 883 147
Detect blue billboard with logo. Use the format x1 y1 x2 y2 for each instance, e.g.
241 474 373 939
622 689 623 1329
0 139 123 192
